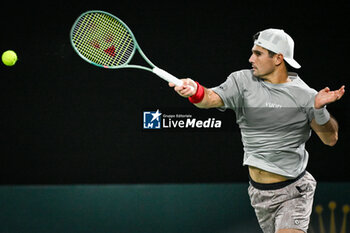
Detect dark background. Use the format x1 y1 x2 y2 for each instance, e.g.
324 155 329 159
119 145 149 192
0 1 349 184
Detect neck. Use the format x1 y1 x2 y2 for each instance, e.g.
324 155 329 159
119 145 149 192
261 66 290 84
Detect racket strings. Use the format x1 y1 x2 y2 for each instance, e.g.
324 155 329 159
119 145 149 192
71 12 134 67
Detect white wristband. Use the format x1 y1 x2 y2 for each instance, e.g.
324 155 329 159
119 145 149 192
314 107 330 125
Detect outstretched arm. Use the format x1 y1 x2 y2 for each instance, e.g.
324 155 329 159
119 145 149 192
310 85 345 146
169 79 224 109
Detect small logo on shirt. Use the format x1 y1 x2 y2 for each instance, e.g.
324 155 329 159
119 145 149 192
265 102 282 108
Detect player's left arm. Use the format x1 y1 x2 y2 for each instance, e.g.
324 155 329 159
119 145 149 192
310 85 345 146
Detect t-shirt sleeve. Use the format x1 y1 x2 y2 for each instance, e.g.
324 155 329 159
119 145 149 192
210 71 245 111
304 88 318 123
291 77 319 123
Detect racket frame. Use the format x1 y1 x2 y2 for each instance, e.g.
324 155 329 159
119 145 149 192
70 10 183 86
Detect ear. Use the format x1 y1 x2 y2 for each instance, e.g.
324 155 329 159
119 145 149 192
274 54 284 66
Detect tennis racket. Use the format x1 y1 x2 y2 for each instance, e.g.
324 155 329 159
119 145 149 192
70 10 183 86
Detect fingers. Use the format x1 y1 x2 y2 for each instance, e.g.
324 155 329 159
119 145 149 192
335 85 345 100
317 85 346 105
169 78 197 97
328 85 345 100
178 85 195 96
321 85 345 92
321 87 330 92
175 84 195 97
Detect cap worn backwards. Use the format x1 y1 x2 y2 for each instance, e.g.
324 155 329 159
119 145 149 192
254 28 301 69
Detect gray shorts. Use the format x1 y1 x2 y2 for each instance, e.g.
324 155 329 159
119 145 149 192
248 171 316 233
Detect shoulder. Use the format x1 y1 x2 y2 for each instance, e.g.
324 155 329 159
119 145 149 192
228 69 259 85
288 73 318 105
289 73 317 94
229 69 254 79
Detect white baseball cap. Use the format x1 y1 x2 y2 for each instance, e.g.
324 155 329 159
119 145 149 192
254 28 301 69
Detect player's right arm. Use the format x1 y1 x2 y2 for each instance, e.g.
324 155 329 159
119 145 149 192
169 78 224 109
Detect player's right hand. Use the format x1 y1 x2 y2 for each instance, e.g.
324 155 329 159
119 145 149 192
169 78 197 97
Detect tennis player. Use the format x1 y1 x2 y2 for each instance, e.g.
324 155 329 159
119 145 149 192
169 28 345 233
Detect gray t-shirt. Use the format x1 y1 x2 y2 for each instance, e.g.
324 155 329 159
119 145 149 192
211 69 317 178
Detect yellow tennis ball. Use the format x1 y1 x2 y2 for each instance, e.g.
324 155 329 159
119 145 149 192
2 50 18 66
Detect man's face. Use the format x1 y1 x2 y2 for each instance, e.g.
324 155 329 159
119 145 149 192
249 45 276 78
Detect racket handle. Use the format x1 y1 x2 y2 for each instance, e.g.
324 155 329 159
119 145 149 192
152 67 183 86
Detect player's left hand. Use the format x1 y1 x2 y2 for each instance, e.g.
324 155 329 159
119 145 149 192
314 85 345 109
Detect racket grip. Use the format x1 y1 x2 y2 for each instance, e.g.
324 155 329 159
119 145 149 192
152 67 183 86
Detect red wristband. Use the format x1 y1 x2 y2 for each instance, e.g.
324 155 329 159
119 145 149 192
188 81 205 104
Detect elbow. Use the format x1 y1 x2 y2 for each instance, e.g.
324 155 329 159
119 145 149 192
324 133 338 147
326 140 337 147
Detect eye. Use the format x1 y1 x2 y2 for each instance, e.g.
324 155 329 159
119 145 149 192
252 50 261 56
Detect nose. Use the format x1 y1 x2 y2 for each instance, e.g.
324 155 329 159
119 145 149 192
249 54 254 64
